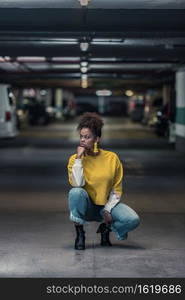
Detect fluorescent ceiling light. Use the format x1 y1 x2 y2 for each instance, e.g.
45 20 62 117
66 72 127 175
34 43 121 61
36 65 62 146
90 58 117 62
91 40 124 45
51 64 79 69
17 57 46 62
4 56 11 61
96 90 112 97
49 38 77 42
0 62 20 71
52 57 80 62
93 39 123 42
25 64 50 70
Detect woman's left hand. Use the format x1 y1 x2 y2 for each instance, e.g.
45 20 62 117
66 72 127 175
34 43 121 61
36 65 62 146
103 210 113 224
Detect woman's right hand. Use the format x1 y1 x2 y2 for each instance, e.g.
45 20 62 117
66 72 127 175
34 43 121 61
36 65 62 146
76 146 86 159
103 210 113 224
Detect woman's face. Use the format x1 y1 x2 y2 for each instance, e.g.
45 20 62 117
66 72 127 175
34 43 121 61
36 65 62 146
79 127 99 150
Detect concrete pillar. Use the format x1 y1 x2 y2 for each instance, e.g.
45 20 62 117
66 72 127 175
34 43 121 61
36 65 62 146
175 69 185 152
45 89 51 107
162 84 171 106
55 88 63 119
98 96 105 114
162 84 176 144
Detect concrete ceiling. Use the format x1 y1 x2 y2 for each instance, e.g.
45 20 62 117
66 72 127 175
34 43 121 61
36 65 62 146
1 0 185 9
0 0 185 93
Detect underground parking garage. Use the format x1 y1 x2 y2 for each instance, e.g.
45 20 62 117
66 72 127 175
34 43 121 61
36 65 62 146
0 1 185 298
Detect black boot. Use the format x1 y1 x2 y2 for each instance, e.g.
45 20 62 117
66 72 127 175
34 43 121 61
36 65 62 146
74 225 85 250
96 223 112 246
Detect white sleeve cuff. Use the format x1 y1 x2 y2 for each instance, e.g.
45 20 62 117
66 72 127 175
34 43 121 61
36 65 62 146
104 191 120 213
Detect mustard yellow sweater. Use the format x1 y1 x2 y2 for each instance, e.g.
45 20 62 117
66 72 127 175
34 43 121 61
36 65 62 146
67 149 123 206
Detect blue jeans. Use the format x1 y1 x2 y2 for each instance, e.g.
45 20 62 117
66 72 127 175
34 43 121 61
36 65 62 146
68 187 140 240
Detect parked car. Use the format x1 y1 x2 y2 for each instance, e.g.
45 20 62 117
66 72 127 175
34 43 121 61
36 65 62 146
128 99 144 122
27 99 50 126
0 84 19 138
76 103 98 115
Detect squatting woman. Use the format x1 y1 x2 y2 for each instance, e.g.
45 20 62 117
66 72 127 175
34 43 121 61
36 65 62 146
67 112 140 250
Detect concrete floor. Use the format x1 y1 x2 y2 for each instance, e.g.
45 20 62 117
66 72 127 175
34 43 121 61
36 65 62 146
0 117 185 277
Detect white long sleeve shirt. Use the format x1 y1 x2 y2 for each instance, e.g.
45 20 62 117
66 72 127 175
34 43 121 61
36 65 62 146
71 158 120 212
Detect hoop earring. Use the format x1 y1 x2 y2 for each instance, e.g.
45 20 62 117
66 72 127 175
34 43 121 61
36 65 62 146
93 142 99 153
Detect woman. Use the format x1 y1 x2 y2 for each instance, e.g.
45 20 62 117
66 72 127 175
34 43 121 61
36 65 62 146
67 112 140 250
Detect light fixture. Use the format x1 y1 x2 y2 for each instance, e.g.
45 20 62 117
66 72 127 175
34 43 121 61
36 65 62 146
80 61 88 67
40 89 47 96
80 66 88 73
4 56 11 61
80 61 88 73
80 42 89 52
81 81 88 88
52 57 80 62
17 57 46 62
81 74 88 88
125 90 134 97
81 74 88 80
96 90 112 97
78 0 91 7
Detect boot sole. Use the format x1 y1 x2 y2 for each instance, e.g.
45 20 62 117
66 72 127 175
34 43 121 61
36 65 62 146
74 247 85 250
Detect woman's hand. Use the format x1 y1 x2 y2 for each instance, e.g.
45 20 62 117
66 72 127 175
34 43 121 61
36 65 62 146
103 210 113 224
76 145 86 159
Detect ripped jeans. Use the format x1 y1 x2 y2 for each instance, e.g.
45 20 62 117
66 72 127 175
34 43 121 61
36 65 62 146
68 187 140 240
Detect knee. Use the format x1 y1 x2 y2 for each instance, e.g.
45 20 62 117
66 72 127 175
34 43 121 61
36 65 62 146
68 188 88 206
130 215 140 229
69 187 86 197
